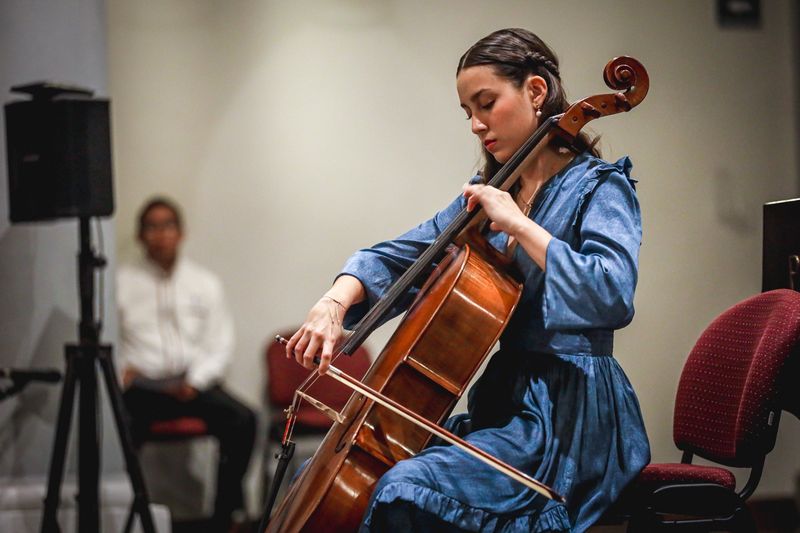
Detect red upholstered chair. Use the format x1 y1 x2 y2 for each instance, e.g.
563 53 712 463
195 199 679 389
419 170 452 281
262 329 372 498
607 289 800 532
145 417 208 441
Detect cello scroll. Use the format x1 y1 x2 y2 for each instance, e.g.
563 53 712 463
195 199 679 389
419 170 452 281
556 56 649 140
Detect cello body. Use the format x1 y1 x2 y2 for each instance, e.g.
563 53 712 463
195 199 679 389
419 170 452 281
267 242 521 532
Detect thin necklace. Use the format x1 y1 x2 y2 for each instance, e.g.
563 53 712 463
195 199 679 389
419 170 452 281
519 188 537 217
506 187 537 256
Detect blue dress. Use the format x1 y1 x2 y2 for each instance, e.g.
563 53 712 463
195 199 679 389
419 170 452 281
339 152 650 532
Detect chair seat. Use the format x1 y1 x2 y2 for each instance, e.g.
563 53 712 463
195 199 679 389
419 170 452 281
147 417 208 440
635 462 737 491
599 462 739 525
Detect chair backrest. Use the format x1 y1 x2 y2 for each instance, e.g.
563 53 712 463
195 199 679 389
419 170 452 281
265 328 372 415
673 289 800 467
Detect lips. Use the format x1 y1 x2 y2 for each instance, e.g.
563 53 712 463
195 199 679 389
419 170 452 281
483 139 497 151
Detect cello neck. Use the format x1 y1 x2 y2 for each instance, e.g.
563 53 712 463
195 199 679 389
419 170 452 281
340 116 559 355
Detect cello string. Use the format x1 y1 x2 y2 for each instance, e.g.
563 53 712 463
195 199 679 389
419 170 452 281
277 334 349 443
282 119 561 441
339 116 561 356
321 361 565 502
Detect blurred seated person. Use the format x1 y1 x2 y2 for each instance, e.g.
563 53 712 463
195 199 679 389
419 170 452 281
118 197 256 532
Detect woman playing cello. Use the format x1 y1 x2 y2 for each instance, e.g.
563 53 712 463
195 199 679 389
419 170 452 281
285 28 650 532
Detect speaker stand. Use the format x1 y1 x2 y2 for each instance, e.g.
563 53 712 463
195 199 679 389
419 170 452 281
40 217 157 533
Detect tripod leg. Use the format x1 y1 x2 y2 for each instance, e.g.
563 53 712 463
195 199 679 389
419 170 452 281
77 349 100 533
122 506 135 533
97 348 157 533
41 350 79 533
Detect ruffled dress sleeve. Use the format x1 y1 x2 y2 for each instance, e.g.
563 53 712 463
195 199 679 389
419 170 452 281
542 157 641 330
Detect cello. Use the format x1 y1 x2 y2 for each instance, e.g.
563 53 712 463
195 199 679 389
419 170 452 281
266 56 649 532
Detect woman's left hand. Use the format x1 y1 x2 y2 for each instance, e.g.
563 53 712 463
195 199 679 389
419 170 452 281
462 183 528 236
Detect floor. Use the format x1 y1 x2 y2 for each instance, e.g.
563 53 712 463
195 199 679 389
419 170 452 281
171 497 800 533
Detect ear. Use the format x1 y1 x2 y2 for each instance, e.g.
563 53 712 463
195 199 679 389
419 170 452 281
525 75 548 109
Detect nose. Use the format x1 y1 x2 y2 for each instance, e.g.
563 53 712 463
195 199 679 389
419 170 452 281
471 115 487 135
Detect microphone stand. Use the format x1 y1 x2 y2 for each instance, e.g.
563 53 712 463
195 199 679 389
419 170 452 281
40 217 157 533
0 371 61 402
0 380 28 402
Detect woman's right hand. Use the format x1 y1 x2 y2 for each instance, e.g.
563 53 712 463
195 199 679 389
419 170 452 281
285 296 346 374
286 275 365 374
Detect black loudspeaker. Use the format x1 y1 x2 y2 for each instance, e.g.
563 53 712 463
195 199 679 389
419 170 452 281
763 198 800 292
4 82 113 222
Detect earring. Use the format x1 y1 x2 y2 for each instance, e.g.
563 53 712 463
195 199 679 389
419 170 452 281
535 105 542 118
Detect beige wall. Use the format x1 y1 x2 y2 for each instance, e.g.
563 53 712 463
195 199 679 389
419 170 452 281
0 0 124 478
108 0 799 497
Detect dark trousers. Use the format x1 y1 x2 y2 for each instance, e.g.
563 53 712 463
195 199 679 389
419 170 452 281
123 385 256 524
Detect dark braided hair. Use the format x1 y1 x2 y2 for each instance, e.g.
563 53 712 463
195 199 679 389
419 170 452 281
457 28 599 181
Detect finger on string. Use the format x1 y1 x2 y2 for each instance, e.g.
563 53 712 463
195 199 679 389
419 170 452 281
463 187 474 209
